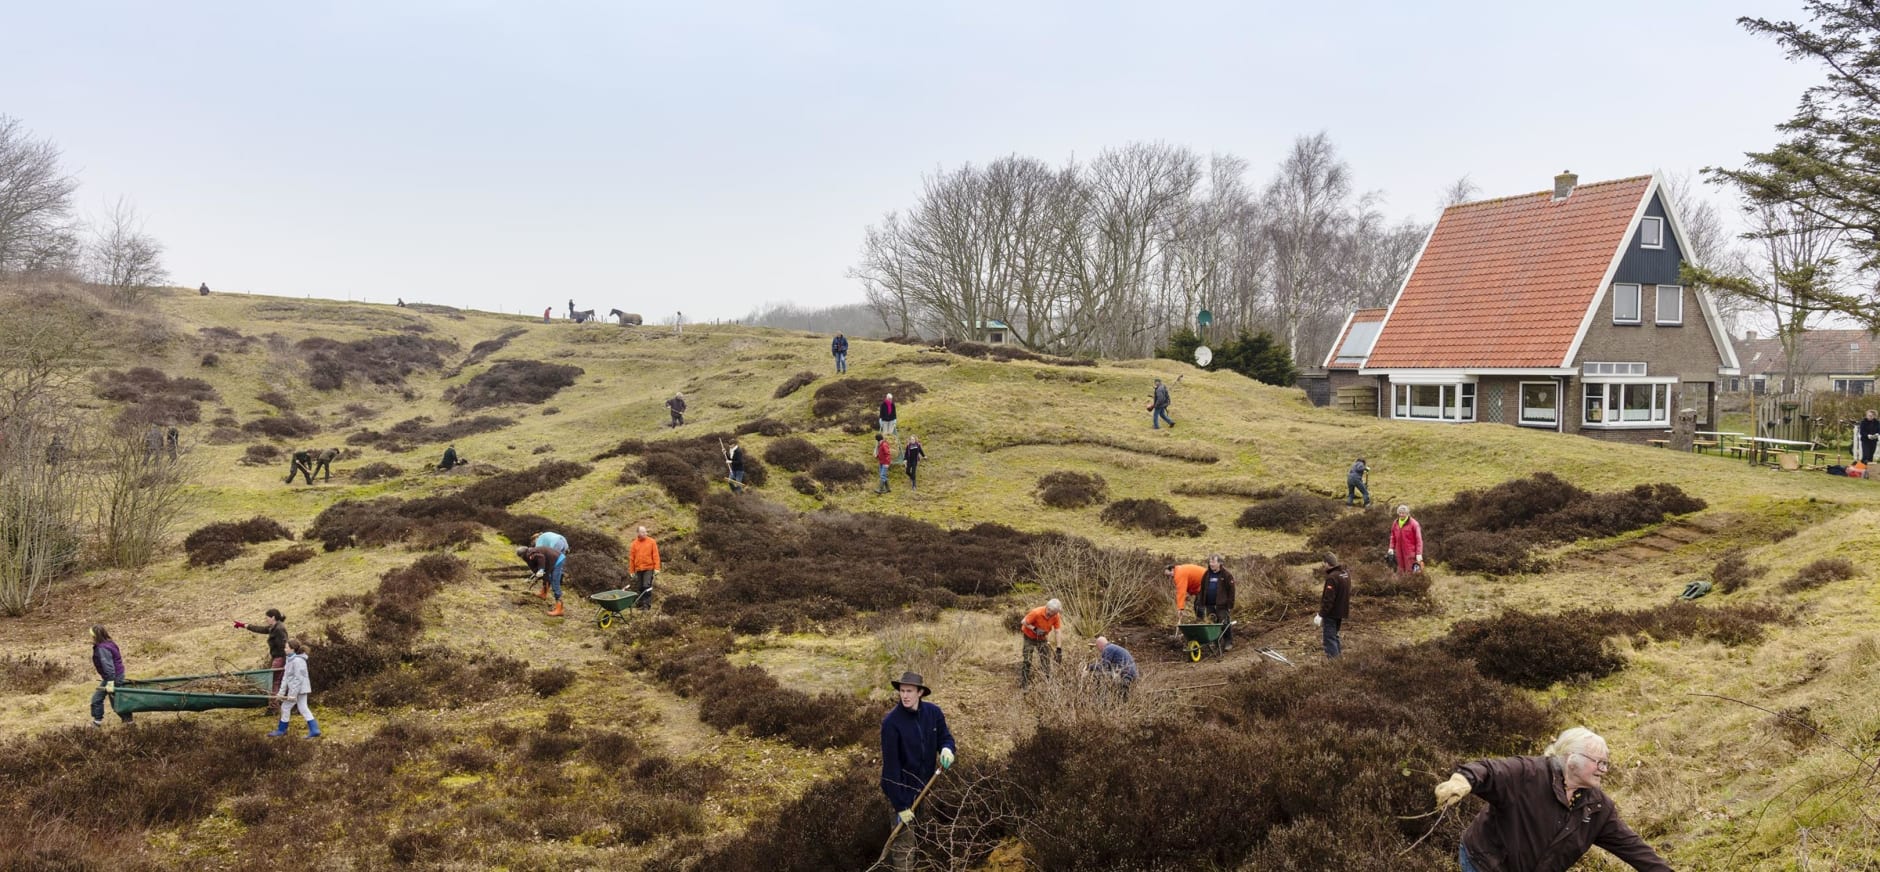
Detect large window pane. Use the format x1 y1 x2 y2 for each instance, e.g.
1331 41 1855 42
1410 384 1442 418
1585 384 1606 423
1612 284 1641 323
1521 383 1557 423
1656 285 1683 324
1621 384 1653 421
1394 385 1408 417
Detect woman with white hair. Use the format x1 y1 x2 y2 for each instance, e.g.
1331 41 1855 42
1434 726 1671 871
1388 504 1423 575
1017 598 1063 689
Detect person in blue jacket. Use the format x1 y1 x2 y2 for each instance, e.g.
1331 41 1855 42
880 670 956 871
531 531 570 616
832 333 849 373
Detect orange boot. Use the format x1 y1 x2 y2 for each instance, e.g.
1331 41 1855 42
535 580 550 599
547 599 564 617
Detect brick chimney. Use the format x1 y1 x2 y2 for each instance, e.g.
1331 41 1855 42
1744 330 1757 342
1553 171 1578 201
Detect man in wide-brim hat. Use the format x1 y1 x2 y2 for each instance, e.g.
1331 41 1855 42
880 670 956 871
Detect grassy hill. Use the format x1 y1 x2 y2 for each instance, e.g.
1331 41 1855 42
3 286 1879 869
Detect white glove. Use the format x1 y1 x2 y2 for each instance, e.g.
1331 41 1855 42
532 569 544 580
897 809 915 825
1313 615 1322 627
1435 773 1472 809
939 748 955 769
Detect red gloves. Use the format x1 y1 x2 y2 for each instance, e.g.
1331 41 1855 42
233 621 246 628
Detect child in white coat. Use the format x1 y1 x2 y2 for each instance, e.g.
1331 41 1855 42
269 639 321 739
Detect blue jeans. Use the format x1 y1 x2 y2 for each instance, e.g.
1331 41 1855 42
879 464 891 489
1459 843 1480 872
1347 477 1370 506
548 560 565 600
730 469 745 493
834 352 847 373
91 679 131 723
1152 406 1174 428
1321 617 1342 658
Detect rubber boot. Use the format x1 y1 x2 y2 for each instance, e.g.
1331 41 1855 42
548 600 564 617
267 721 289 737
305 720 321 739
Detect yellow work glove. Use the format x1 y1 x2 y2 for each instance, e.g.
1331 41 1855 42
1435 773 1472 809
897 809 915 825
939 748 955 769
104 681 115 694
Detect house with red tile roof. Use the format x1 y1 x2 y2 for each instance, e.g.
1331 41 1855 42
1353 172 1740 442
1733 329 1880 395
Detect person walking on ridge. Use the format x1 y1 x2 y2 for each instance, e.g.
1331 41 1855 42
875 433 894 494
832 332 849 374
1150 378 1174 429
902 435 925 491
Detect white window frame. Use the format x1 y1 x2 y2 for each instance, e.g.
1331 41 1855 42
1582 378 1677 428
1392 382 1476 423
1655 285 1683 325
1640 216 1665 249
1518 381 1559 427
1612 283 1641 324
1833 377 1875 396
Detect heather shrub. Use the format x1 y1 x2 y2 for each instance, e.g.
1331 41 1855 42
0 653 73 694
1782 557 1858 593
810 458 869 486
1035 471 1108 509
346 414 514 452
592 437 650 461
95 367 220 432
1437 529 1546 575
455 461 590 508
773 371 818 399
352 461 401 482
764 436 825 471
241 444 283 466
634 434 770 503
1712 548 1766 594
790 474 819 496
529 667 578 697
1443 609 1624 688
808 377 926 430
735 417 793 436
256 390 294 411
1099 498 1206 537
242 412 319 439
699 763 887 871
445 359 585 410
1596 601 1785 648
296 334 457 391
448 326 527 375
1235 490 1341 532
184 516 293 567
262 546 316 572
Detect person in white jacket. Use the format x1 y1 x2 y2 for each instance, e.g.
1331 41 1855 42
269 639 321 739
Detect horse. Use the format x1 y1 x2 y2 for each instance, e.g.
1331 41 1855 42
571 309 596 324
609 309 643 326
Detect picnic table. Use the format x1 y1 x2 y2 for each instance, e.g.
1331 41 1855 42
1697 431 1746 457
1745 436 1817 469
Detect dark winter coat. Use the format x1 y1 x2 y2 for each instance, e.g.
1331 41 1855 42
245 620 288 660
1861 417 1880 447
1153 383 1170 409
1200 567 1235 608
903 442 924 467
832 335 848 355
727 445 744 472
93 640 126 681
666 396 687 415
880 701 956 811
1320 565 1351 622
879 399 896 422
1455 755 1670 872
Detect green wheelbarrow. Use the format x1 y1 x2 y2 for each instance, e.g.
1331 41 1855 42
112 668 277 716
1177 621 1229 662
590 589 645 629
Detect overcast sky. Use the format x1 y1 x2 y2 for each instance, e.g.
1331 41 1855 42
2 1 1821 320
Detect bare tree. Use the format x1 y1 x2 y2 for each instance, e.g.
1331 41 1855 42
1685 197 1848 392
86 198 168 307
1025 538 1162 637
1438 175 1481 208
0 116 82 275
91 430 197 569
0 292 99 613
1263 133 1355 360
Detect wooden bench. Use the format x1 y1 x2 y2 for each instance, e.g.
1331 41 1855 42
1646 439 1669 449
1693 439 1719 453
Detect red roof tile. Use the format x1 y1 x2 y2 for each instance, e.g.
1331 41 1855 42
1365 176 1652 370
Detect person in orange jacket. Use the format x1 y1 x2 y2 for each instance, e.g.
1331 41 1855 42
628 525 661 611
1018 598 1063 689
1167 562 1206 623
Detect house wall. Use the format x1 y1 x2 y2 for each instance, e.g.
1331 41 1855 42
1570 281 1723 439
1614 193 1683 285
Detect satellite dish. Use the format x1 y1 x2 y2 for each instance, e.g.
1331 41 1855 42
1194 346 1213 368
1196 309 1213 327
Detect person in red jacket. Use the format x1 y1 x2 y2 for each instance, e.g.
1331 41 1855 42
628 526 661 611
1435 726 1671 872
875 434 895 494
1166 562 1206 623
1388 504 1423 575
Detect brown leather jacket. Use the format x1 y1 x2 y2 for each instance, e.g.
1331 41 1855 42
1319 565 1351 621
1456 755 1671 872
